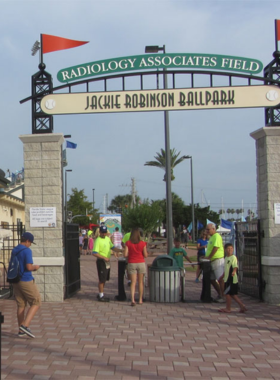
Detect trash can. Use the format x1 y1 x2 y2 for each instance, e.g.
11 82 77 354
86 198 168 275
149 255 181 302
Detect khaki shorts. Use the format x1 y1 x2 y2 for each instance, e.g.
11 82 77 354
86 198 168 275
127 262 146 275
13 280 41 308
210 258 225 281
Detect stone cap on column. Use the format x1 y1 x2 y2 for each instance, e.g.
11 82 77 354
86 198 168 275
251 127 280 141
19 133 64 145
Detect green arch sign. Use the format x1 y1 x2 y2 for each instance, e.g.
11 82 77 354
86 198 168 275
57 53 263 83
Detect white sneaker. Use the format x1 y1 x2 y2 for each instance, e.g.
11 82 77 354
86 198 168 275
216 296 225 303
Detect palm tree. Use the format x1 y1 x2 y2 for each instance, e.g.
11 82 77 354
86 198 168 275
144 148 186 181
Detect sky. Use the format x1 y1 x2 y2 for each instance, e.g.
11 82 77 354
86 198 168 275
0 0 279 218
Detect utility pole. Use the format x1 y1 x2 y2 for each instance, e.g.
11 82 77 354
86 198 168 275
131 178 136 207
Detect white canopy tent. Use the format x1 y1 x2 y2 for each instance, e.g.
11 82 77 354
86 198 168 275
217 226 231 234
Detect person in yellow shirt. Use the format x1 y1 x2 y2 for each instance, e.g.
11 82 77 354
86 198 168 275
92 226 123 302
219 243 247 314
205 223 225 303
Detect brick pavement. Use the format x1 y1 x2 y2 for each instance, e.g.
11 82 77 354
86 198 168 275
1 251 280 379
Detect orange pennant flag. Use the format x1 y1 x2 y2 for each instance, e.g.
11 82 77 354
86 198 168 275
277 20 280 41
42 34 89 54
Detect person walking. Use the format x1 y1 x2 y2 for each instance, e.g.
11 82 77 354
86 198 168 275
88 234 94 255
79 233 83 255
111 227 123 249
219 243 247 314
12 232 41 338
82 234 88 255
124 228 148 306
205 223 225 303
92 225 123 302
180 225 189 248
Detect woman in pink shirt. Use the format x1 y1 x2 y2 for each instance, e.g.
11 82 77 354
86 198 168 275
124 228 148 306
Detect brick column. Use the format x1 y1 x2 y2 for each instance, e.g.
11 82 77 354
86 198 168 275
19 133 64 302
251 127 280 304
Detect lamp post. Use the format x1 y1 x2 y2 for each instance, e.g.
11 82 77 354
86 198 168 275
65 170 72 223
183 155 195 242
145 45 173 253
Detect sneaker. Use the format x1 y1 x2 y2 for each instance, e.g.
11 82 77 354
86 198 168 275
127 281 131 286
195 278 199 283
97 295 110 302
18 331 26 338
19 325 35 338
215 296 226 303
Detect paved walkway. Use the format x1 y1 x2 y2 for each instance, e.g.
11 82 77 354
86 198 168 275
1 251 280 379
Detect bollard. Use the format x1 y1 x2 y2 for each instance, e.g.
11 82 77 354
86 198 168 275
115 258 127 301
200 260 212 303
0 312 4 380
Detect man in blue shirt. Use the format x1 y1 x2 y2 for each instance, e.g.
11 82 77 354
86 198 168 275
12 232 41 338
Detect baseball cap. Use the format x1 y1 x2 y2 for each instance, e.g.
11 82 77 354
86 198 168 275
22 232 36 244
100 226 107 233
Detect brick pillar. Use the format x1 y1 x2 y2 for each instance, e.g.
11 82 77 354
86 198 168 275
19 133 64 302
251 127 280 304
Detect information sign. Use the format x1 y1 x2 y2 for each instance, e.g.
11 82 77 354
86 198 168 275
30 207 56 228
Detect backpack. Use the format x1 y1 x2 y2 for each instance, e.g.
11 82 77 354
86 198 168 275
7 248 26 284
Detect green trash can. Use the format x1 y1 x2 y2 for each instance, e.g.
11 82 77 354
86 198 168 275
149 255 181 302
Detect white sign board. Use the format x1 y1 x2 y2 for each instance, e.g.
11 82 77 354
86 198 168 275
274 203 280 224
41 85 280 115
30 207 56 228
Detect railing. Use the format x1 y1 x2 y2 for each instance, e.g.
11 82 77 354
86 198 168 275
0 223 25 298
236 220 262 299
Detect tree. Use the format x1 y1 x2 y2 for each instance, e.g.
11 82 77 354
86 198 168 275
226 208 231 219
67 188 99 225
152 193 220 233
144 148 186 181
108 194 141 212
218 209 225 216
122 201 163 239
236 209 240 220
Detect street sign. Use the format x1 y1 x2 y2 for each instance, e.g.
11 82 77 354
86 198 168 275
41 85 280 115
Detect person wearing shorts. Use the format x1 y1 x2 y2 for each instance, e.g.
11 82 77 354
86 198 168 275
124 228 148 306
12 232 41 338
218 243 247 314
92 225 123 302
205 223 225 303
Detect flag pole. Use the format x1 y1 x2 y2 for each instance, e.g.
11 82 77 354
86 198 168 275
40 34 43 66
275 20 278 52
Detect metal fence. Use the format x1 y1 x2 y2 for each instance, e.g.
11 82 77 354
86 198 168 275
64 223 80 299
235 220 262 300
0 223 25 298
